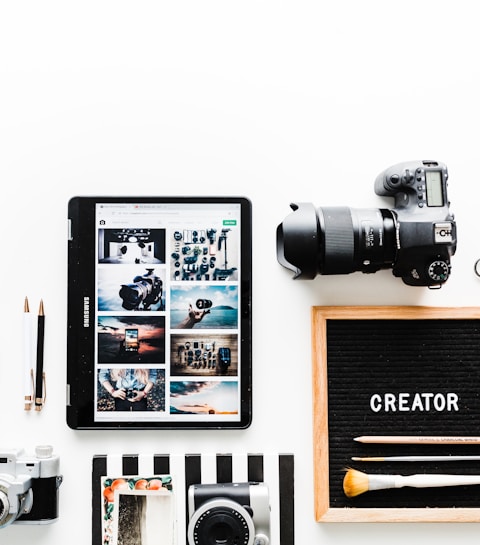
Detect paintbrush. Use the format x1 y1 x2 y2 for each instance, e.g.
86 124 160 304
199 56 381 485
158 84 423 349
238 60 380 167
343 468 480 498
352 455 480 462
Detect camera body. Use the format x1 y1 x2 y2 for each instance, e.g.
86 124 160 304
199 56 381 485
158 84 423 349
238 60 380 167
0 446 62 528
188 482 270 545
276 160 456 287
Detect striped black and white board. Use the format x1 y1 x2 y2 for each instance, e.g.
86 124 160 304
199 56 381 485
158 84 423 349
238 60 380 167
92 452 294 545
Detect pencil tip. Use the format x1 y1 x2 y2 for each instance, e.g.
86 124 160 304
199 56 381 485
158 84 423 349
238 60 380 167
353 437 360 442
24 296 30 312
39 299 44 315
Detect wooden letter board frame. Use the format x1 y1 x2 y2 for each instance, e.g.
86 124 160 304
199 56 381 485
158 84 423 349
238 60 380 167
312 306 480 522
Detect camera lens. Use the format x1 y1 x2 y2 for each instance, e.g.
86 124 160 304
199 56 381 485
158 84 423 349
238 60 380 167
196 299 213 310
0 490 11 527
119 283 150 309
277 203 396 279
0 495 7 522
211 521 232 542
192 506 250 545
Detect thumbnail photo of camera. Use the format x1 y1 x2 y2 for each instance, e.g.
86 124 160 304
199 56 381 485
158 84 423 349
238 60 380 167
277 160 457 287
171 333 238 376
97 368 166 413
97 316 166 364
98 228 166 265
188 482 270 545
98 267 166 312
0 446 62 529
170 226 238 281
170 286 238 330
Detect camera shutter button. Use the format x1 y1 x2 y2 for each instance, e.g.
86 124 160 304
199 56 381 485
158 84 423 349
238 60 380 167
254 534 270 545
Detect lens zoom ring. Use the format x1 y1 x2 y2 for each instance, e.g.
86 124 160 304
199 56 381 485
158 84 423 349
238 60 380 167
321 207 354 274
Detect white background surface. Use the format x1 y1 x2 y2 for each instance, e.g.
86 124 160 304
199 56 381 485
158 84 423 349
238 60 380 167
2 1 480 543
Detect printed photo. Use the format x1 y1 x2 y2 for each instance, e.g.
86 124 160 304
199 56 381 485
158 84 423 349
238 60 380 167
170 333 238 376
170 285 238 329
101 475 174 545
170 224 239 281
99 228 166 265
98 266 166 312
97 368 165 412
170 381 239 415
98 316 165 363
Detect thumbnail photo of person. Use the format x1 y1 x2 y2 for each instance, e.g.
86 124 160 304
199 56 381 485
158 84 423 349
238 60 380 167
98 316 165 364
98 266 166 312
98 228 166 264
170 381 239 415
170 225 239 281
97 368 165 412
170 285 238 329
170 333 238 376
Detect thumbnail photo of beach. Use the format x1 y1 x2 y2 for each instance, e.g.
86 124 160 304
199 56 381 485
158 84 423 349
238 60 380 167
98 266 166 312
170 381 238 415
98 228 166 265
170 333 238 376
98 316 165 364
170 285 238 329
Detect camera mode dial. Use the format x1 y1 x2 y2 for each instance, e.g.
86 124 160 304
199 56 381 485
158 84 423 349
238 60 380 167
427 260 450 283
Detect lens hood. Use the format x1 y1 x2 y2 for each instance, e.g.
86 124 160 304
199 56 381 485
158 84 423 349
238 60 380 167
276 202 320 279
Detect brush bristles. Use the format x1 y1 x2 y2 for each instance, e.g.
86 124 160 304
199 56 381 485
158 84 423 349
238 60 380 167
343 468 370 498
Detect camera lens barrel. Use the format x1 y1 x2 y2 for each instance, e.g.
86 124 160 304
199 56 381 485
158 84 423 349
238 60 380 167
319 206 355 274
196 299 213 310
277 203 396 279
323 207 396 274
0 491 10 527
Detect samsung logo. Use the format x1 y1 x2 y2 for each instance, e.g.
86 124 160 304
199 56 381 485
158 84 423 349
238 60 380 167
83 297 90 328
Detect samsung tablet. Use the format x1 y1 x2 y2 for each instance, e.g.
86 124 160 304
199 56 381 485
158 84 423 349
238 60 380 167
67 197 252 429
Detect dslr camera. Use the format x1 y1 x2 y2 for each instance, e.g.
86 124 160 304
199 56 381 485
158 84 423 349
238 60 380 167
277 160 457 287
0 446 62 528
119 268 163 310
188 482 270 545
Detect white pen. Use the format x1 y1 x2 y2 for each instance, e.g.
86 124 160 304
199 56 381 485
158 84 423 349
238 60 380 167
23 296 34 410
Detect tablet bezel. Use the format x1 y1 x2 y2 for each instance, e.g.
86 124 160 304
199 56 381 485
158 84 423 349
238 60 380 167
67 196 252 430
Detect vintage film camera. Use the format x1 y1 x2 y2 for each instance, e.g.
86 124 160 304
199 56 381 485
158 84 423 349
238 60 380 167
277 160 457 287
188 482 270 545
0 446 62 528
